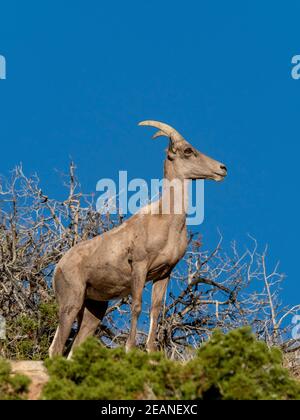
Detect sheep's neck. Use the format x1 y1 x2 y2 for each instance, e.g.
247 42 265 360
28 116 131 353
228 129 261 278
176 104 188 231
159 159 188 227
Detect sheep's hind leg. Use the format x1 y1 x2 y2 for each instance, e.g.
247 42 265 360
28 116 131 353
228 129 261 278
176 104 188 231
67 299 108 359
49 268 86 358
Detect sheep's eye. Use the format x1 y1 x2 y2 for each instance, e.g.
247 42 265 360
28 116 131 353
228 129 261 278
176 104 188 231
184 148 193 155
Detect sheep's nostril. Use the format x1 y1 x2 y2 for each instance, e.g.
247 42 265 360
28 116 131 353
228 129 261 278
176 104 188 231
220 165 227 173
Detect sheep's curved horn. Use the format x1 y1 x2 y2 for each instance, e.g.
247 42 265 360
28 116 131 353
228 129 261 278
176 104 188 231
152 130 168 140
138 120 184 143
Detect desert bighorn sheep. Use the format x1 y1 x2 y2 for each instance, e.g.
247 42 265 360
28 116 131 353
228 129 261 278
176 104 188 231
49 121 227 357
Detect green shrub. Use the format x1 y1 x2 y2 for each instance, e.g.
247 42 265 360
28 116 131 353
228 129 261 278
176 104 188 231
182 328 300 400
1 302 58 360
42 327 300 400
0 358 30 400
43 342 182 400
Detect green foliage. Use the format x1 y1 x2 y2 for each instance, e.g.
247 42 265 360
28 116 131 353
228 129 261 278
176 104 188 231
1 302 58 360
43 342 182 400
184 328 300 400
0 358 30 400
42 328 300 400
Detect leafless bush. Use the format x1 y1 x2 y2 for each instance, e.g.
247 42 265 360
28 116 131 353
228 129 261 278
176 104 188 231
0 163 121 321
0 164 299 360
102 235 300 359
156 236 300 358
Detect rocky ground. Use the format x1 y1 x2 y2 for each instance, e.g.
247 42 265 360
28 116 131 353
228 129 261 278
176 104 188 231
10 361 49 400
284 348 300 380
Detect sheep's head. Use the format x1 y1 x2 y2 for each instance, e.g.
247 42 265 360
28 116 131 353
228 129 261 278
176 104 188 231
139 120 227 182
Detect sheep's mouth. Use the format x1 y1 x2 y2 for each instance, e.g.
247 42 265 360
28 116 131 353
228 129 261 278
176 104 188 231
213 172 227 182
189 171 227 181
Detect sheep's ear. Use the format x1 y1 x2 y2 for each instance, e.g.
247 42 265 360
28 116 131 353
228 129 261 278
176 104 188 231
167 141 177 159
153 131 177 155
167 151 175 161
169 139 177 153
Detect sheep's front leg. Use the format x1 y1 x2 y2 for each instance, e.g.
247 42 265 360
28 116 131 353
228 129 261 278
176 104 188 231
126 262 147 352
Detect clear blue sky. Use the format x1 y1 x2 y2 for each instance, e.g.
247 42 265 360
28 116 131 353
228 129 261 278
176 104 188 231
0 1 299 306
